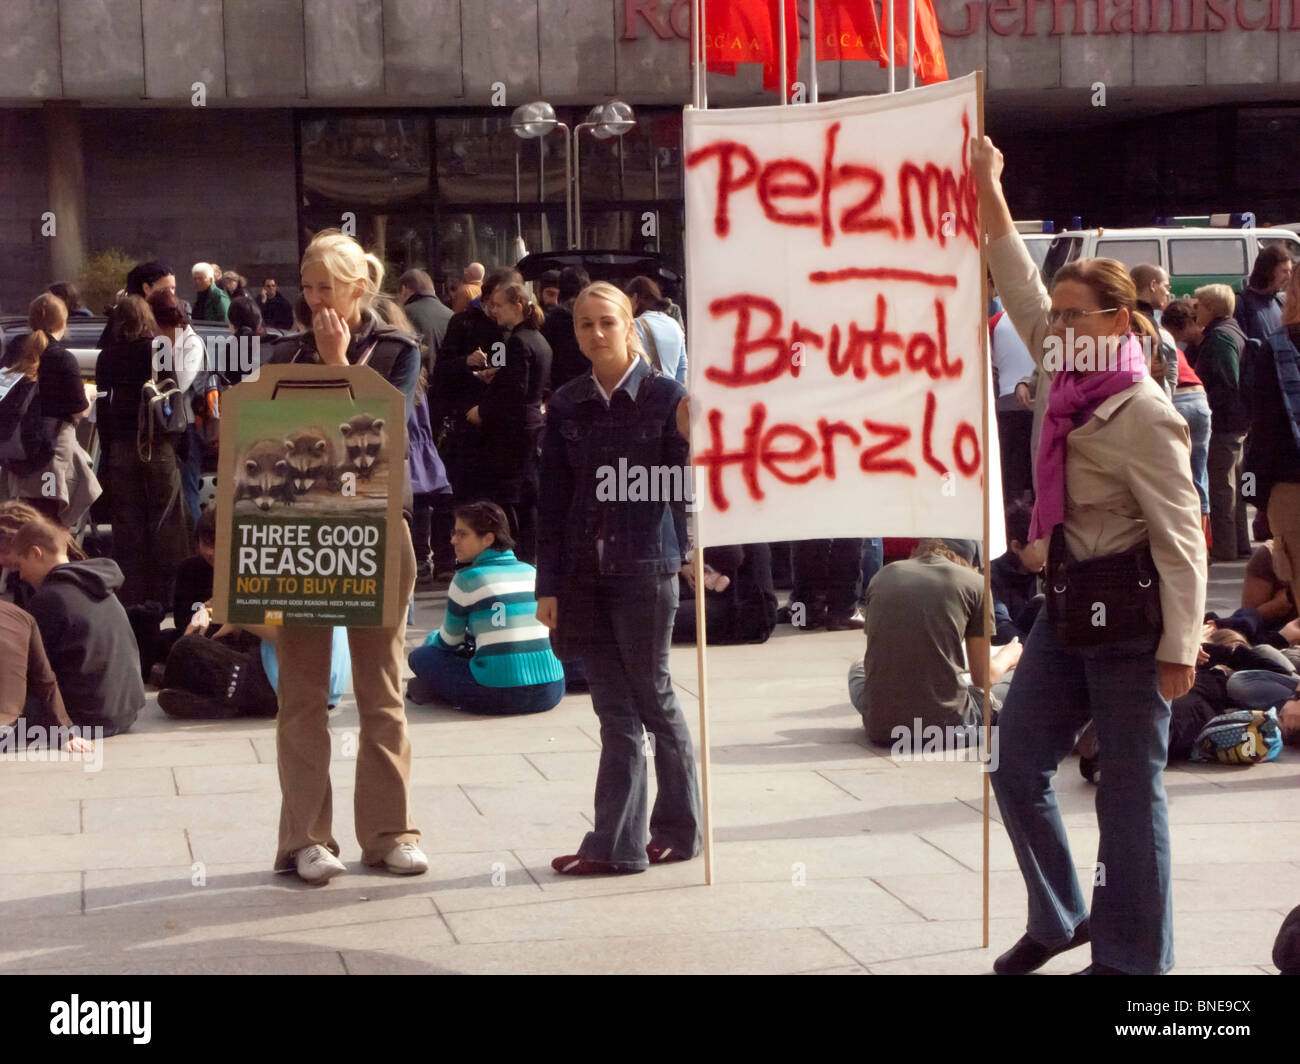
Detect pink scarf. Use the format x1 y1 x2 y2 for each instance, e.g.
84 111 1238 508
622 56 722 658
1029 334 1148 542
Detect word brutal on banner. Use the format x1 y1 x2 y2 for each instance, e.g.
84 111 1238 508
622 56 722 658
684 77 985 546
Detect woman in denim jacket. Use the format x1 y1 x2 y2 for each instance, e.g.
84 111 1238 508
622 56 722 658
536 282 703 874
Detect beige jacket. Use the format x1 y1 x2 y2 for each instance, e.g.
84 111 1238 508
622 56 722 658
987 231 1208 666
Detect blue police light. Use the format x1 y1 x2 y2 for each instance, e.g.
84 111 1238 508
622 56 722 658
1070 216 1082 229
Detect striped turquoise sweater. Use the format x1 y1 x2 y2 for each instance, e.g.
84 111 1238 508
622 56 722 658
427 549 564 688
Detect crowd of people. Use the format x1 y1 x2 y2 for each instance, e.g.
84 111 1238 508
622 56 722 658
0 232 703 883
1 137 1297 970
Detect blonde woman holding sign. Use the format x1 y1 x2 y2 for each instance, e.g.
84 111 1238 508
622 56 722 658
536 282 702 874
263 230 426 884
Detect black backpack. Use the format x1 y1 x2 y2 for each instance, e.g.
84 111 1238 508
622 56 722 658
0 365 54 475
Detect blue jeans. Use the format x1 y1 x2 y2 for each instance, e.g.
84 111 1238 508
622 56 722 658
1226 669 1299 711
407 645 564 715
1172 390 1211 515
577 573 702 869
990 611 1174 974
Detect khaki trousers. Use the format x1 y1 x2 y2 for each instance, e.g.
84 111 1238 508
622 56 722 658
273 522 419 870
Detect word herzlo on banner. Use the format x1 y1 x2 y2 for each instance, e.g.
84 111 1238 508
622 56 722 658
684 76 985 547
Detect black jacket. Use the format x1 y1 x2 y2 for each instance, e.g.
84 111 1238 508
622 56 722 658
264 310 420 411
256 292 295 331
477 326 552 495
27 559 144 736
540 303 588 393
434 304 499 422
35 337 89 422
94 336 157 444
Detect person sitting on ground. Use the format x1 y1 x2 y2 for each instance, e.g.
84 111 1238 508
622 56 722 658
672 543 778 645
992 494 1045 644
0 599 94 753
1163 626 1300 763
157 507 218 659
159 616 351 720
12 516 144 736
407 501 565 715
848 539 1021 746
1241 540 1298 632
0 500 86 609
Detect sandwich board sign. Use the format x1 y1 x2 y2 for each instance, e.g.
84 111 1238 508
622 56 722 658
212 364 407 629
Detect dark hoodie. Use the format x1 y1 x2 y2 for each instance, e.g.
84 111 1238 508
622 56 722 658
27 558 144 736
1195 316 1250 433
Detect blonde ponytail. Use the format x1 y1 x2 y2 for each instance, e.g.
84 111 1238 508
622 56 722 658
363 251 385 308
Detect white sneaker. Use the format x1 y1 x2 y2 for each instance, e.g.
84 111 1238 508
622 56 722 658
296 844 346 884
382 842 429 875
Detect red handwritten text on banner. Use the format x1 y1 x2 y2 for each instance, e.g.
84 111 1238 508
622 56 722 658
684 77 985 546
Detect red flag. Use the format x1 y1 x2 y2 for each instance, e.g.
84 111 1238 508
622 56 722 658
702 1 800 99
814 0 885 63
883 0 949 84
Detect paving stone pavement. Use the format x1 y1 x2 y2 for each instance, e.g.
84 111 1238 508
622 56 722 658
1 559 1293 975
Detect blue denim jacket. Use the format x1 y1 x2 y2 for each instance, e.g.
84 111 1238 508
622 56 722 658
536 359 688 597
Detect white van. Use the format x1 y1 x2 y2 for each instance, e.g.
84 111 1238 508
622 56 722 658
1040 224 1300 297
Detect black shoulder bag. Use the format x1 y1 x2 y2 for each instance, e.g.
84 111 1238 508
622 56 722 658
1045 525 1163 650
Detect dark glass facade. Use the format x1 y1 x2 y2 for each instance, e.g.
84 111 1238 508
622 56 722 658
990 103 1300 230
296 108 686 299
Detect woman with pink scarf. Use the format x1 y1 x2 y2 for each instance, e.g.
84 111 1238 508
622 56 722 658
973 137 1207 976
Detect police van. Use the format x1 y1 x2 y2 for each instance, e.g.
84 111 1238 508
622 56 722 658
1039 214 1300 296
1014 220 1070 274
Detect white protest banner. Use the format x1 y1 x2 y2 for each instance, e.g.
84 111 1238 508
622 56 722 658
684 74 985 548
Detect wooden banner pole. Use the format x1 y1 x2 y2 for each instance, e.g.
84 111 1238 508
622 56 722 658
975 69 991 951
692 528 715 885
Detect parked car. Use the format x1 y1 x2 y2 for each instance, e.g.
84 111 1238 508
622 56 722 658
1040 225 1300 296
0 314 238 379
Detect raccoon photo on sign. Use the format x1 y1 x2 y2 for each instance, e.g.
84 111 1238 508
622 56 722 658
232 402 390 515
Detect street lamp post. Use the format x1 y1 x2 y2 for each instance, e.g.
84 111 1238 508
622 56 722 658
573 101 636 249
509 101 572 249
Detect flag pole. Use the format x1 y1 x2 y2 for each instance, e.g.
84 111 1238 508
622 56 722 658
887 0 896 94
907 0 916 89
779 0 789 105
701 0 709 109
808 0 819 102
692 0 702 110
975 69 991 950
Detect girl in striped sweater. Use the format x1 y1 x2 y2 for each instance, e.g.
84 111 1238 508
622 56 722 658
407 501 565 715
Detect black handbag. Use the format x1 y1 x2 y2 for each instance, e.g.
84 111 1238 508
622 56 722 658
1045 525 1162 649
